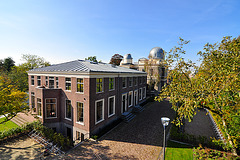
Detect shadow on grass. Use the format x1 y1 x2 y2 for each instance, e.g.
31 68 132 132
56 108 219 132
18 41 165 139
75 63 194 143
166 140 193 160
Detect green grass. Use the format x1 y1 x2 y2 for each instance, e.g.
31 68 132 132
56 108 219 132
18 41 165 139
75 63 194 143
0 117 18 132
166 140 193 160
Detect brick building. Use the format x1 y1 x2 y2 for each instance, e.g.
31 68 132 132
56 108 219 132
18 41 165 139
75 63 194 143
28 60 147 142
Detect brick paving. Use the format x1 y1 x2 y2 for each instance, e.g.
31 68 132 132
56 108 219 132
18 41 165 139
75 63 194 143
66 100 175 160
184 109 217 139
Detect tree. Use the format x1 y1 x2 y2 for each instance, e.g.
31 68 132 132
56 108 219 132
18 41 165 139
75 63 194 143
0 74 28 121
156 37 240 155
21 54 50 70
0 57 15 72
109 54 123 66
85 56 101 63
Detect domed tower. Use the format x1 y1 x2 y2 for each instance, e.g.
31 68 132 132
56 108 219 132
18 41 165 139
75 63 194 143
149 47 164 59
120 54 133 65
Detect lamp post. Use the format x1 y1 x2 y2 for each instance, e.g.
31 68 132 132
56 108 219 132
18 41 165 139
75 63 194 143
161 117 170 160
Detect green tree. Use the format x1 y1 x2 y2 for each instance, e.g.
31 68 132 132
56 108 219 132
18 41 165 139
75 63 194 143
0 57 15 72
156 37 240 155
85 56 101 63
21 54 50 70
0 74 28 121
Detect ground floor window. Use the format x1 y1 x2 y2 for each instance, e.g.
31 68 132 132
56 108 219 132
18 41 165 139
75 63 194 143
129 91 133 107
139 88 142 100
143 87 146 99
77 102 84 123
31 92 35 111
65 100 72 120
108 96 115 117
37 98 42 117
46 98 57 118
95 99 104 124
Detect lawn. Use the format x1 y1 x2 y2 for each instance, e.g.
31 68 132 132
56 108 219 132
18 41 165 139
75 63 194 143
166 140 193 160
0 117 18 132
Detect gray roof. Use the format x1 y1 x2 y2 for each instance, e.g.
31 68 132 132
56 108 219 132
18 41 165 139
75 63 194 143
28 60 145 74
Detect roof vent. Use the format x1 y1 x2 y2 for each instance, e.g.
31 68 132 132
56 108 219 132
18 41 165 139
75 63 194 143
90 61 98 64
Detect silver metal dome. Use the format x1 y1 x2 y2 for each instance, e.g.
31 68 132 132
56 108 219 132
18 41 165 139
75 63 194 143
149 47 164 59
124 54 132 59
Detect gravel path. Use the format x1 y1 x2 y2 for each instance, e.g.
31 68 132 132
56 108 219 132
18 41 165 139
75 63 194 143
184 109 217 139
67 100 175 160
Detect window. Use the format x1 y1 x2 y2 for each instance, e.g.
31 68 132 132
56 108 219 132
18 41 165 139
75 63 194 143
95 99 104 124
77 78 84 93
56 77 59 88
65 78 71 91
129 91 133 107
134 77 137 86
65 100 72 120
31 92 35 109
96 78 103 93
139 88 143 100
77 102 84 123
37 76 41 86
45 76 48 87
31 76 34 85
129 77 133 87
139 77 142 84
143 87 146 99
109 78 114 90
122 77 127 88
49 77 54 88
108 96 115 117
37 98 42 117
46 98 57 118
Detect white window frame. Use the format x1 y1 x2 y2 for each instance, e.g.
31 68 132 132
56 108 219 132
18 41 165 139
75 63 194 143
109 77 115 91
56 77 59 88
121 93 128 113
122 77 127 88
143 87 146 99
134 77 138 86
108 96 115 118
37 76 41 86
45 98 57 119
95 99 104 124
65 99 72 121
129 77 133 87
128 91 133 107
134 90 138 106
65 77 71 91
139 88 143 101
76 102 84 125
49 76 55 88
31 76 34 86
77 78 84 93
96 78 104 93
37 98 42 118
45 76 48 87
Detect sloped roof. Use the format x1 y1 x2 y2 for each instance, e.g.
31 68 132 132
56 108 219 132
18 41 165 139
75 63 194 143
28 60 145 74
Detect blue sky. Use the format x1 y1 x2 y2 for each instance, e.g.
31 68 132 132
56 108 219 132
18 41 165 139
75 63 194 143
0 0 239 65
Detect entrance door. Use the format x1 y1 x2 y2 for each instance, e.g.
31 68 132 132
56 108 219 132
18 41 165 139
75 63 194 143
134 90 138 106
122 94 127 113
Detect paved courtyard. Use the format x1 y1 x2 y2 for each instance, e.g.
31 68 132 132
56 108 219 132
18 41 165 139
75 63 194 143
66 100 175 160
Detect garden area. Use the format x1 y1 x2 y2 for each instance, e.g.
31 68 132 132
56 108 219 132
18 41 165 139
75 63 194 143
0 117 18 132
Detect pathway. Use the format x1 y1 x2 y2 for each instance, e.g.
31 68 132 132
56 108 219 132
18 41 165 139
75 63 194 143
67 100 175 160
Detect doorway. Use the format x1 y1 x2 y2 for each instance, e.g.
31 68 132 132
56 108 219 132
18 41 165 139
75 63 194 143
122 93 127 113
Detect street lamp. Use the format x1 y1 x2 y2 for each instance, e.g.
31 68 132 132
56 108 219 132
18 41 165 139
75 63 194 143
161 117 170 160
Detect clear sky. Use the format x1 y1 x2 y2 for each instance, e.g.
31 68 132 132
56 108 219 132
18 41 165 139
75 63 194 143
0 0 239 65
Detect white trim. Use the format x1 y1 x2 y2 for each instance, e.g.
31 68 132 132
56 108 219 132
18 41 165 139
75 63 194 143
65 77 72 91
139 88 143 101
76 78 84 94
65 99 72 121
128 91 133 107
108 95 115 118
143 87 146 99
95 99 105 125
45 98 57 119
129 77 133 87
109 77 115 91
122 77 127 89
96 78 104 93
76 101 84 125
121 93 128 113
134 90 138 106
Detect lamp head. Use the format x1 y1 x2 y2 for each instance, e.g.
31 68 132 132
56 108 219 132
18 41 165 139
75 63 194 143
161 117 170 127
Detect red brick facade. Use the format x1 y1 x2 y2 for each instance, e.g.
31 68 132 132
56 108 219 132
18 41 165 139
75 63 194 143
28 73 147 141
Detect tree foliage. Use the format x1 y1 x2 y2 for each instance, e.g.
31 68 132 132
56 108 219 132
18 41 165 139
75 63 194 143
85 56 101 63
0 74 28 121
0 57 15 72
109 54 123 66
156 36 240 155
21 54 50 70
